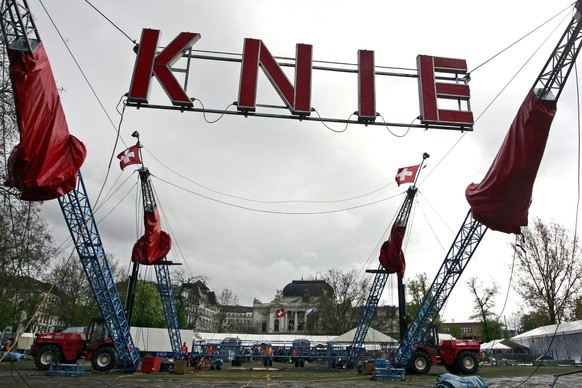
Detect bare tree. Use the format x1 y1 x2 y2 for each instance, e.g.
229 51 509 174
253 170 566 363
214 288 239 332
307 268 370 335
466 277 502 341
511 217 582 324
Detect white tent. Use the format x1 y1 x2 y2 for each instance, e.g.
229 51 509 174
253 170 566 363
481 339 512 351
331 327 397 344
192 332 336 347
511 320 582 362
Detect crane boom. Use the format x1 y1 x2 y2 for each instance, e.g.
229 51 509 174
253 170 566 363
2 0 139 372
59 173 140 372
389 0 582 376
393 210 487 368
136 167 184 360
346 186 417 368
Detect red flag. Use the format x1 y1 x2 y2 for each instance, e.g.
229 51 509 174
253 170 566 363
395 165 419 186
275 308 285 318
117 144 141 170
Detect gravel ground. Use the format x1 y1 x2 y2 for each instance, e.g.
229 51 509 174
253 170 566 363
1 359 582 387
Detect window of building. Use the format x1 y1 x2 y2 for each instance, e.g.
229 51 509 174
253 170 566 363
461 326 472 333
288 319 295 331
274 319 280 332
261 321 267 333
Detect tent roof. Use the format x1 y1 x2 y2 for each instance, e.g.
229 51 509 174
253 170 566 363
192 332 335 345
512 319 582 341
332 327 397 344
480 338 529 351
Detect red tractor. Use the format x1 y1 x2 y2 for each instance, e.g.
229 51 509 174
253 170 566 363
404 327 482 375
31 318 119 372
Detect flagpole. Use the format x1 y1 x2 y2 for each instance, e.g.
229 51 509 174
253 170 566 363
131 130 145 168
412 152 429 188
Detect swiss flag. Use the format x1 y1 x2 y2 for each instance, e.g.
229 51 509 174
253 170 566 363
395 164 419 186
275 308 284 318
117 144 142 170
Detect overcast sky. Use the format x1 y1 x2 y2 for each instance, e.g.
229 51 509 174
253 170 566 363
23 0 582 326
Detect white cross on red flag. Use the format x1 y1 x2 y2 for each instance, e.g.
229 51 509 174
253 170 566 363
395 164 420 186
275 308 285 318
117 144 142 170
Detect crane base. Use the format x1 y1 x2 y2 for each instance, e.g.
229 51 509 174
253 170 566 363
371 359 405 381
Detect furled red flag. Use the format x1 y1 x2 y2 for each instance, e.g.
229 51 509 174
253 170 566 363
466 90 557 233
395 165 419 187
378 223 407 278
117 144 141 170
275 308 285 318
131 207 172 265
6 43 86 201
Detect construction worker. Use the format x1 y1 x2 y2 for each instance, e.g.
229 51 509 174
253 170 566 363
182 342 188 355
261 344 273 367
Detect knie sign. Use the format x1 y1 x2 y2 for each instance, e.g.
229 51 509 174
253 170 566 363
127 28 474 130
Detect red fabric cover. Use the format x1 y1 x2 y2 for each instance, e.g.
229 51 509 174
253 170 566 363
378 223 406 278
131 208 172 265
6 43 86 201
466 90 556 234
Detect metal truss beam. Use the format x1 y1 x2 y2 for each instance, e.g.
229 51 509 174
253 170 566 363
155 263 184 360
0 0 40 52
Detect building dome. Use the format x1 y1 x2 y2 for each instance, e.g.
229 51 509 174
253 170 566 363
282 280 333 299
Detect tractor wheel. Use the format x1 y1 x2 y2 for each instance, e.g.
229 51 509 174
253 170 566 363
34 345 63 370
444 363 459 374
91 347 119 372
455 351 479 374
405 351 431 374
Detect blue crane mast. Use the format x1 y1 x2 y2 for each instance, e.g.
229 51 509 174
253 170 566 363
388 0 582 378
346 153 429 369
59 174 140 372
1 0 139 372
135 166 184 360
346 187 417 369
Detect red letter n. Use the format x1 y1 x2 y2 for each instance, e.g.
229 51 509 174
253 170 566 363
417 55 473 127
238 39 312 116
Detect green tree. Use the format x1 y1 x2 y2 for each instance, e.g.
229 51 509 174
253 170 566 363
512 217 582 324
466 277 502 341
125 281 166 328
520 310 551 332
406 273 440 325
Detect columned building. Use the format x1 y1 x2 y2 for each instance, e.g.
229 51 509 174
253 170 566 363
253 279 332 333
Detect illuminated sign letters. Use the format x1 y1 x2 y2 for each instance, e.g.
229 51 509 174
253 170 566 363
128 28 474 128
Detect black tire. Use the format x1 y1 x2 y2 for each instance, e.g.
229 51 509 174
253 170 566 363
34 345 63 370
405 351 431 374
91 347 118 372
444 363 459 374
455 351 479 374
